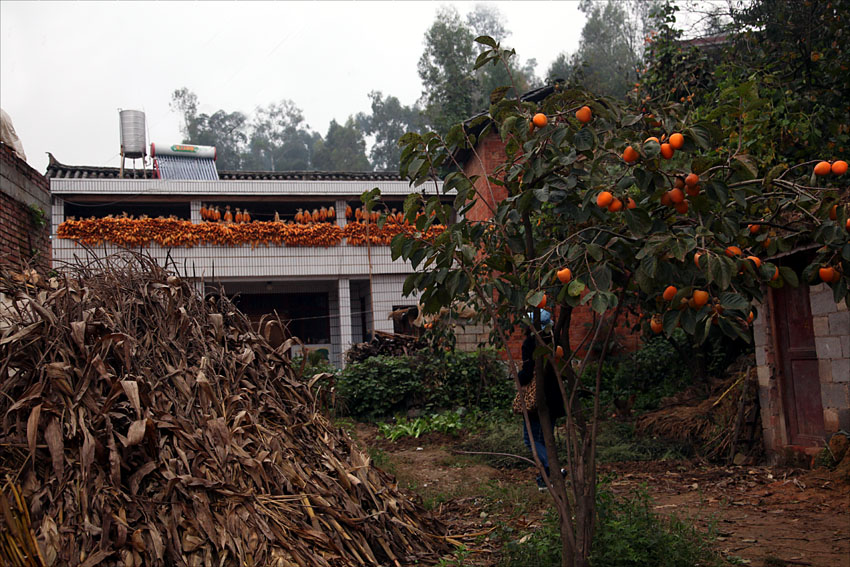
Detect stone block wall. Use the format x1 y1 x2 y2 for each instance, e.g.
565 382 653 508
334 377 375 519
452 321 491 353
810 283 850 432
753 283 849 461
0 143 51 272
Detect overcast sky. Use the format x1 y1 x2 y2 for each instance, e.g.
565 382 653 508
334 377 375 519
1 1 586 174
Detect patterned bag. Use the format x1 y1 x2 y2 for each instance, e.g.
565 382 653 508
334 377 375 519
511 379 538 414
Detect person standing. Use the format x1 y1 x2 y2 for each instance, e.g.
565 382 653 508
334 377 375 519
517 310 566 490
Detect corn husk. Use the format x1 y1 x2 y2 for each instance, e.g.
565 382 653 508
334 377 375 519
0 256 447 566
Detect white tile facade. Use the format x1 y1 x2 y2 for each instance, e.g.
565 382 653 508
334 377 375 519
50 178 438 367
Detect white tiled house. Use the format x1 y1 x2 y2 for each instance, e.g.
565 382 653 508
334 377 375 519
47 155 445 367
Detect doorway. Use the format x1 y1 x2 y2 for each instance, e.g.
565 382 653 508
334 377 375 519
771 283 825 446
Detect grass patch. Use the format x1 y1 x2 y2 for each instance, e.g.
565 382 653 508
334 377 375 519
479 478 549 519
460 412 530 469
497 487 731 567
366 446 397 476
405 482 467 511
435 454 477 468
596 421 691 463
463 413 690 469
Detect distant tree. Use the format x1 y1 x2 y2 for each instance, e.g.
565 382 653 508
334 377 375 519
546 53 572 84
640 0 850 167
418 5 541 133
466 4 542 102
170 88 201 141
560 0 662 99
312 118 371 171
475 50 540 110
417 6 479 134
569 1 642 98
465 3 508 43
244 100 318 171
169 88 248 170
356 92 423 172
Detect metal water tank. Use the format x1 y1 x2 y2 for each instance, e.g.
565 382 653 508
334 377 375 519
119 110 147 158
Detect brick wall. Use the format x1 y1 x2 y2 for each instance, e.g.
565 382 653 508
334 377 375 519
753 282 849 461
463 132 509 223
1 143 50 272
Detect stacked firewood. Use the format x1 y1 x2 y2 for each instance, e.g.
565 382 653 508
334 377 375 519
0 259 447 566
345 331 426 365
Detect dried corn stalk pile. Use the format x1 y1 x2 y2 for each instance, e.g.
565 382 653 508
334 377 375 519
0 258 447 567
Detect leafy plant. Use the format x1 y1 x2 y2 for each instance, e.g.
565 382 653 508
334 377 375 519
28 204 47 229
337 348 511 419
498 508 563 567
436 544 473 567
377 410 465 441
378 417 429 441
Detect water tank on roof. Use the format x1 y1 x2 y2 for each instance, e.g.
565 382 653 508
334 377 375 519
119 110 147 158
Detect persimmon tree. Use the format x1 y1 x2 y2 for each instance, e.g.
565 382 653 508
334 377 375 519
370 36 849 567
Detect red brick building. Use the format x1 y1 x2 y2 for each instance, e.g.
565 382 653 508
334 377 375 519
457 91 641 362
1 143 51 273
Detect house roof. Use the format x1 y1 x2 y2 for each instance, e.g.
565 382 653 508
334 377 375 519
680 33 729 49
44 153 405 182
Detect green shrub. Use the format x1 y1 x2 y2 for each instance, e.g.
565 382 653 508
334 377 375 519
498 487 729 567
591 487 727 567
337 348 512 419
292 354 336 384
336 355 425 419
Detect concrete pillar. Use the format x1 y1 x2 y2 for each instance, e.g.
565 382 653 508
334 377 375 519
338 277 353 367
190 200 201 223
336 199 347 228
51 196 64 239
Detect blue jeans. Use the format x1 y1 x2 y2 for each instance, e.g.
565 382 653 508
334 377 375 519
522 415 552 475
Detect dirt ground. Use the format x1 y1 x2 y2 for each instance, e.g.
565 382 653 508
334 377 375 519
354 424 850 567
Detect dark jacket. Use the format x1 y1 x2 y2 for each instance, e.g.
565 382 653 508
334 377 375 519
517 333 566 420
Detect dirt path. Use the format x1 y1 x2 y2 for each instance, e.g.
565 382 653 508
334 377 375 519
355 425 850 567
601 461 850 567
